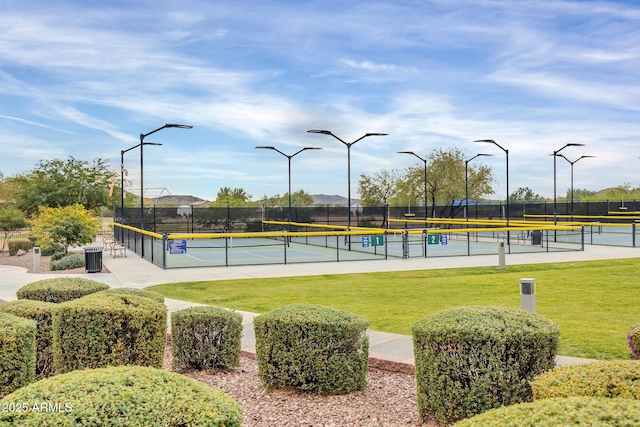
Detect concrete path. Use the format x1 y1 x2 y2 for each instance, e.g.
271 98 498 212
3 243 635 370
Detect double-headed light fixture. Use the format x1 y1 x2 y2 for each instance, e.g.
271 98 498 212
256 145 322 229
307 130 387 249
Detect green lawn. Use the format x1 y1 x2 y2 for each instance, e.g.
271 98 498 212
147 258 640 360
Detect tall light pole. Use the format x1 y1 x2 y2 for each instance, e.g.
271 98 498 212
557 154 595 221
139 124 192 230
465 154 493 221
121 142 162 225
475 140 509 223
256 145 321 230
139 124 192 257
465 153 492 254
307 129 387 249
397 151 428 218
552 143 584 226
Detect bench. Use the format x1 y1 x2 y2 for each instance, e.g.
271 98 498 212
110 241 127 258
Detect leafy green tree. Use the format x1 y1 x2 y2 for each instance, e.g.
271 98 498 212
13 157 117 215
358 169 399 206
510 187 545 203
213 187 252 206
569 188 598 202
261 190 315 207
31 204 99 255
0 206 29 252
397 147 494 217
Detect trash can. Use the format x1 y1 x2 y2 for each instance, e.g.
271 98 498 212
84 246 103 273
531 230 542 246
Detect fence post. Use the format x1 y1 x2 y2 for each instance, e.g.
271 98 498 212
162 233 167 269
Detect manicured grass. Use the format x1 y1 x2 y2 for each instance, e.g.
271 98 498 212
147 258 640 360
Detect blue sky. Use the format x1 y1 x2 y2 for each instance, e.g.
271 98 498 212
1 0 639 202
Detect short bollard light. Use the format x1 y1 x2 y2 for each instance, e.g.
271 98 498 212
498 241 506 269
519 278 536 313
33 246 41 273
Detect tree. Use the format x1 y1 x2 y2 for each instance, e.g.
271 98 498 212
213 187 252 206
510 187 545 204
358 169 399 206
397 148 494 217
0 206 29 252
31 204 99 255
261 190 314 207
13 157 117 216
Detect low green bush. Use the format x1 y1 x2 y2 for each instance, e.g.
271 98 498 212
0 365 242 426
532 360 640 400
52 293 167 374
39 244 64 257
254 303 369 395
413 306 560 425
453 396 640 426
49 253 85 271
99 287 165 303
16 277 109 303
7 239 29 256
172 306 242 371
50 251 66 261
0 300 56 380
0 313 36 398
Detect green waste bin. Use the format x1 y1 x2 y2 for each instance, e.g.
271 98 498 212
83 247 103 273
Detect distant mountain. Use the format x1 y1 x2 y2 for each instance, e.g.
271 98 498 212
312 194 360 206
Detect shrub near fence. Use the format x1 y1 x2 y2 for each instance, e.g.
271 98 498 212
254 303 369 395
0 313 36 398
531 360 640 400
0 300 56 379
171 306 243 371
412 306 560 425
0 365 242 426
17 277 109 303
52 293 167 374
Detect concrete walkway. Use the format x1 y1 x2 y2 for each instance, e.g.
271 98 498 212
3 243 637 370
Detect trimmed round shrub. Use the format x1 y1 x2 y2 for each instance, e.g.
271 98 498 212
413 306 560 425
254 303 369 395
172 306 242 371
453 396 640 426
49 253 85 271
52 293 167 374
17 277 109 303
0 365 242 426
0 300 56 379
0 313 36 398
532 360 640 400
8 239 30 256
99 287 165 303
